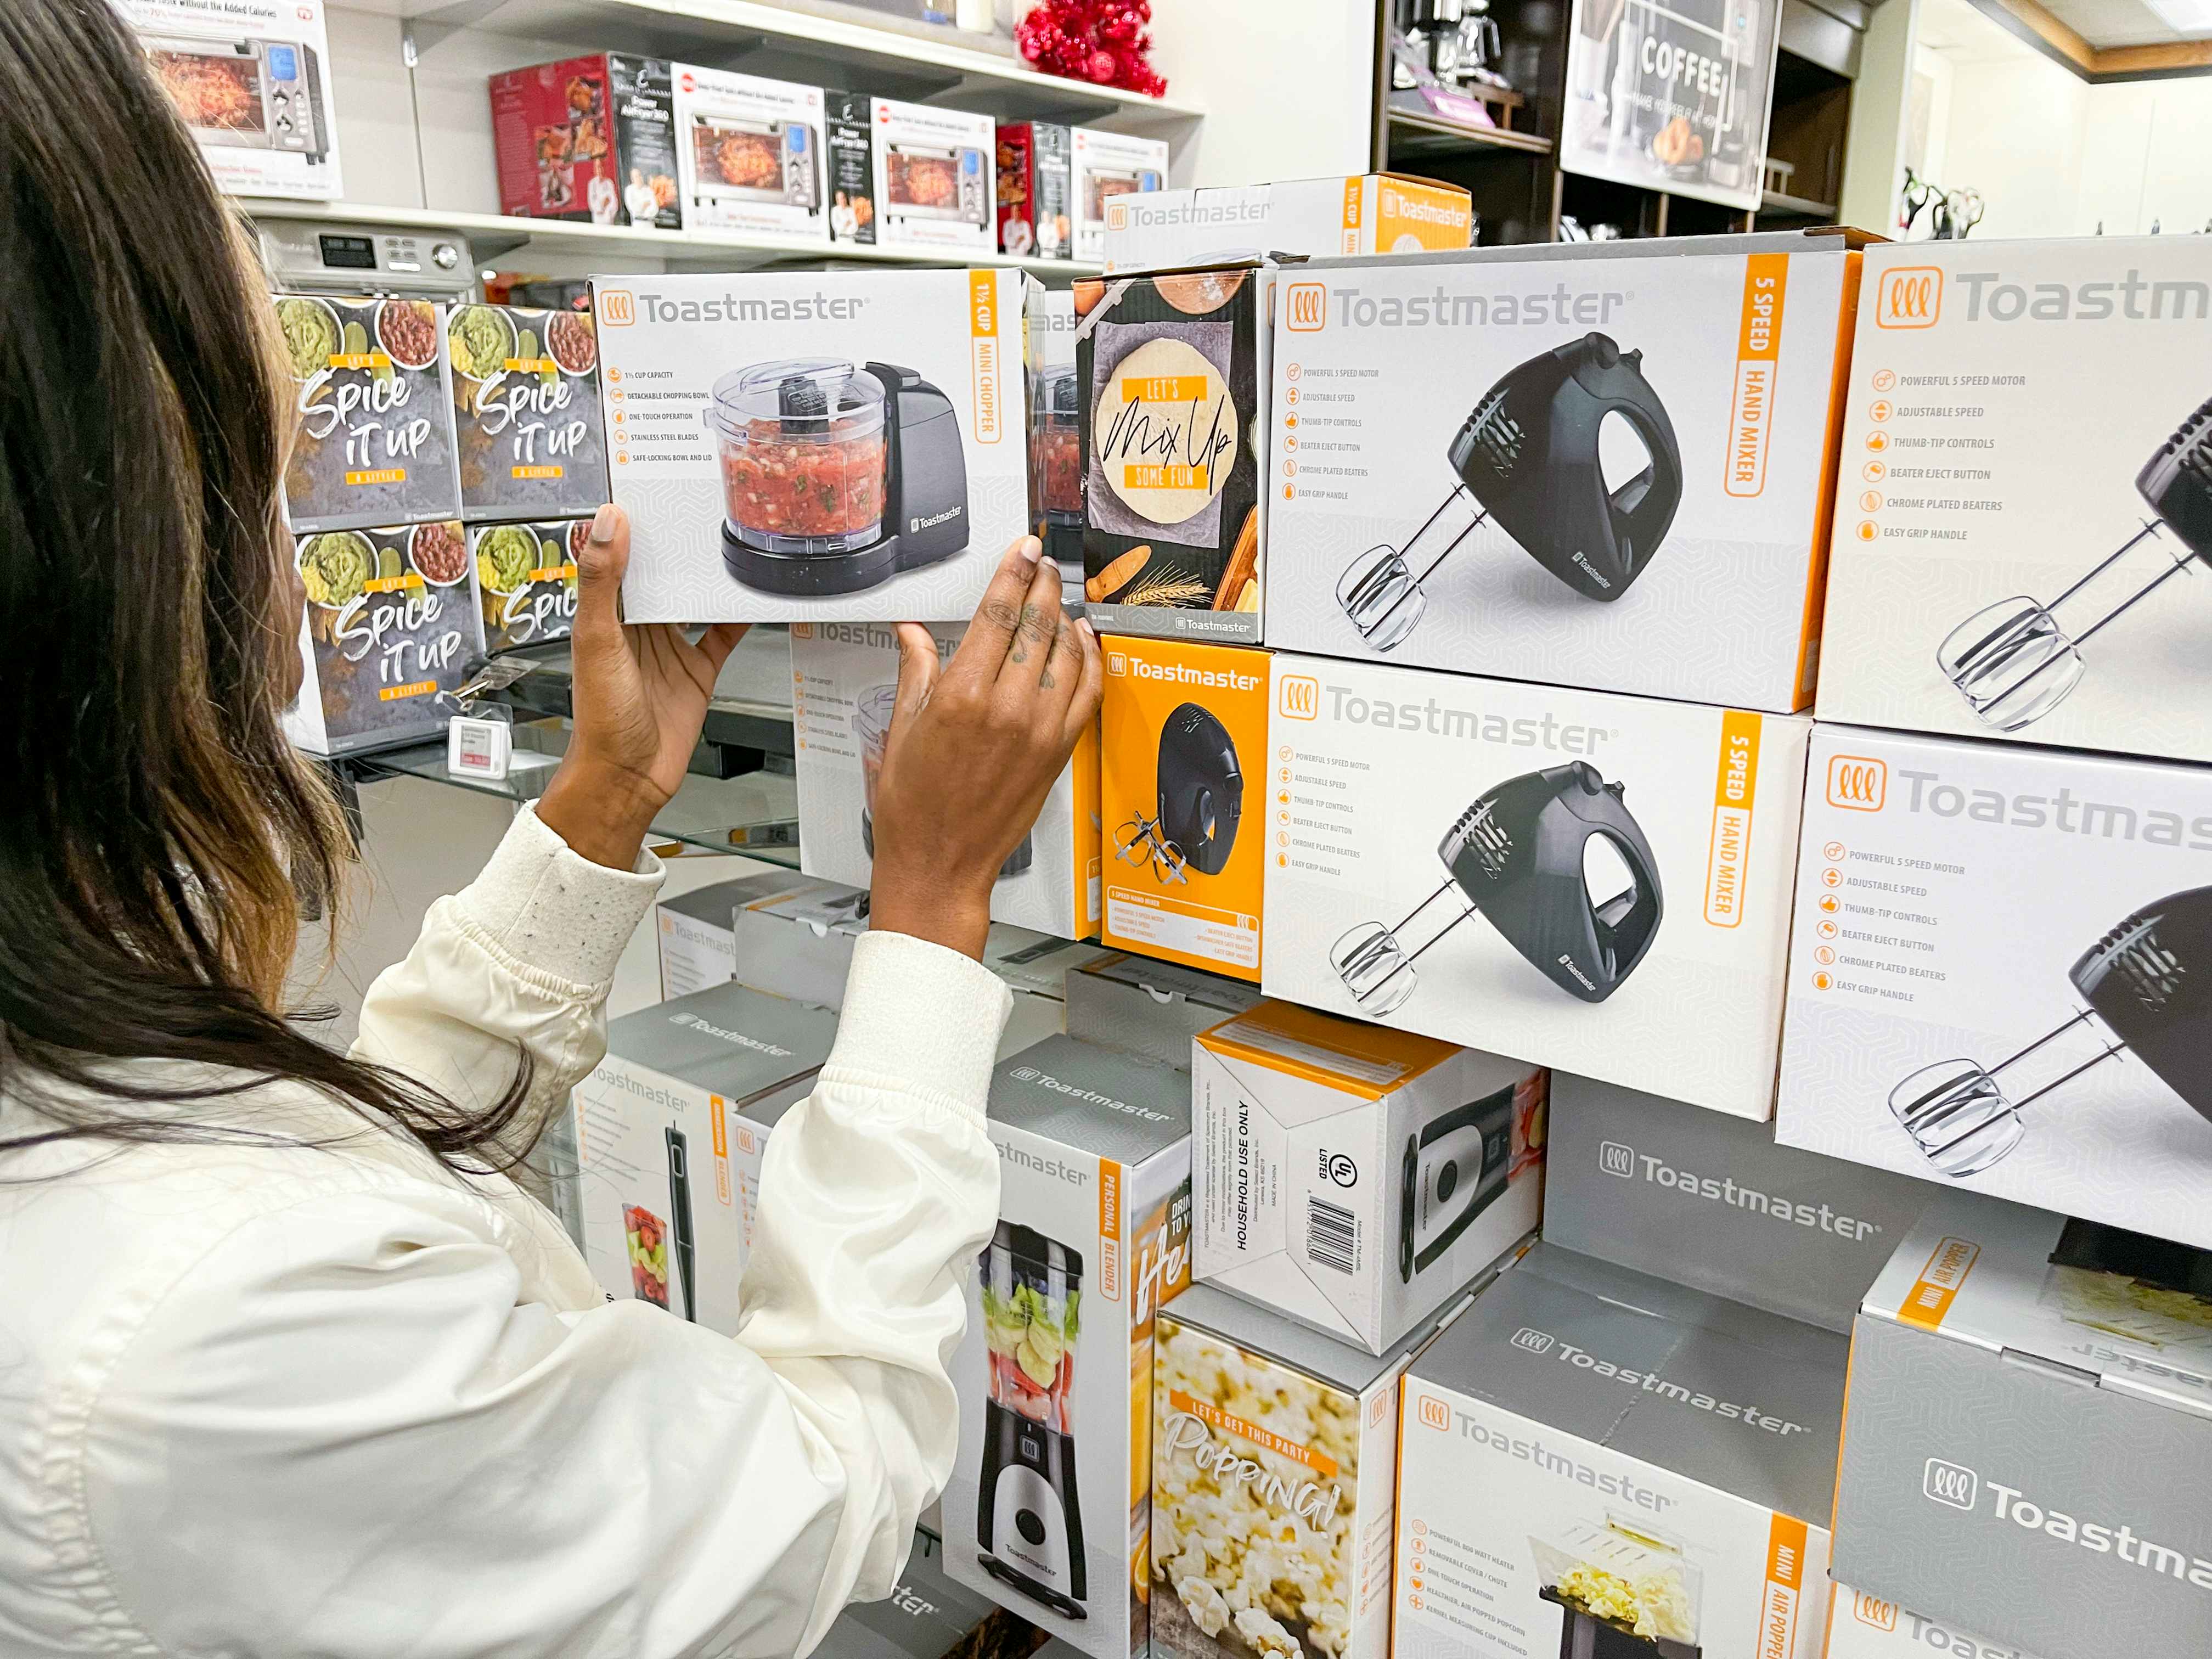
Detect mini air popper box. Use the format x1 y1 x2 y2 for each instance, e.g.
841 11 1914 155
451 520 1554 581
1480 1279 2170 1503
1776 723 2212 1252
125 0 344 200
941 1033 1194 1659
1395 1243 1844 1659
593 267 1034 622
1262 653 1811 1119
1190 999 1548 1354
1821 1589 2045 1659
1099 638 1273 982
671 67 827 243
1819 237 2212 766
1102 175 1473 275
1265 232 1864 710
790 619 1103 939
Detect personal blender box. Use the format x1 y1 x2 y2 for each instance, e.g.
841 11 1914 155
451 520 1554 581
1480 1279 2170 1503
653 870 820 999
274 294 461 533
1065 952 1263 1071
1832 1190 2212 1658
1150 1275 1507 1659
448 303 607 520
592 266 1033 623
1191 999 1548 1354
1102 175 1473 274
283 522 481 757
1775 723 2212 1252
1265 232 1863 710
488 53 679 228
571 981 837 1332
672 66 826 243
941 1033 1195 1659
470 520 584 651
998 122 1073 260
1077 265 1270 642
1029 287 1085 573
1546 1073 1933 1334
126 0 344 200
790 618 1104 939
1069 127 1168 265
824 90 877 247
1099 638 1272 982
1817 237 2212 766
1262 653 1812 1120
869 97 997 256
1822 1589 2046 1659
1396 1243 1845 1659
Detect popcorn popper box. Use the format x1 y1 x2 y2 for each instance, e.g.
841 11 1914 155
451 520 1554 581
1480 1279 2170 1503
275 293 461 533
1395 1243 1846 1659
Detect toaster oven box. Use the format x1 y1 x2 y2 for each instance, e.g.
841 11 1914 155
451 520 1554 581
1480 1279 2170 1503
1261 653 1811 1120
126 0 344 200
1078 265 1270 642
672 66 826 243
1265 232 1863 710
571 981 837 1333
1817 237 2212 767
1065 951 1263 1071
1070 127 1168 265
592 266 1034 623
998 122 1073 260
653 871 821 999
489 53 679 228
1397 1242 1845 1659
283 522 481 757
449 303 607 520
940 1033 1194 1659
865 97 997 255
274 294 462 533
1099 638 1273 982
790 618 1104 939
1775 723 2212 1252
1151 1273 1509 1659
1832 1191 2212 1659
1190 998 1548 1354
1102 175 1473 274
1822 1589 2048 1659
470 519 583 651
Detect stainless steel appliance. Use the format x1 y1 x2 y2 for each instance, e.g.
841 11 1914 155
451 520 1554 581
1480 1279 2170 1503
254 219 476 304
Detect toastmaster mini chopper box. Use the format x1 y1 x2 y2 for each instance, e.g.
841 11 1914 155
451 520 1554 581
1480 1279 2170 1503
1099 639 1272 982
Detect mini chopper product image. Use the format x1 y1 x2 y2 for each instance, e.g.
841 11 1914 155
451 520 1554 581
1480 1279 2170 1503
1268 234 1863 710
1335 334 1681 651
1118 704 1242 885
123 0 344 200
976 1223 1087 1619
1264 654 1810 1119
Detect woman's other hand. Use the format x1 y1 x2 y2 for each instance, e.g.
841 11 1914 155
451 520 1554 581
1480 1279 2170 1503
869 536 1103 960
538 504 748 870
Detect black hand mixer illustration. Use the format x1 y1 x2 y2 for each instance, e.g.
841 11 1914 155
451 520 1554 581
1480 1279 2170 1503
1890 884 2212 1177
1939 395 2212 731
1117 703 1241 885
1333 762 1663 1014
1337 334 1682 650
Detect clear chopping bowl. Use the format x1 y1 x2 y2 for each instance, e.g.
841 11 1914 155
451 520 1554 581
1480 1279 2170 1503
1031 369 1083 519
708 359 887 557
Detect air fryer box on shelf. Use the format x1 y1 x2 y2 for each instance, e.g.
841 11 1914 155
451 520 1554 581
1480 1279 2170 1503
823 90 877 247
1822 1590 2048 1659
671 66 826 243
1078 265 1270 640
283 523 481 757
470 520 583 651
448 302 606 520
940 1033 1194 1659
489 53 679 227
571 981 837 1332
864 97 997 255
1546 1073 1933 1333
125 0 344 200
1262 653 1811 1120
652 871 819 999
1818 237 2212 766
1396 1244 1845 1659
1832 1191 2212 1659
1151 1274 1507 1659
1103 175 1473 274
274 294 461 533
1191 999 1547 1354
1068 127 1167 265
1266 232 1864 711
790 618 1103 940
1776 723 2212 1252
593 267 1033 623
1065 951 1262 1071
1099 638 1272 982
998 122 1073 260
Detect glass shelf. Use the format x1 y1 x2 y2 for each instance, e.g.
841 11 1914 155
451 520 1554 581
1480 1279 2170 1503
483 627 797 761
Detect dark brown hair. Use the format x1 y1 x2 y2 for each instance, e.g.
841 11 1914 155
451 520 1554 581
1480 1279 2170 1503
0 0 529 1171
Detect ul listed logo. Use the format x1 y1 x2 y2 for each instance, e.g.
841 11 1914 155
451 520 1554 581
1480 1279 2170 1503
1826 755 1888 812
1877 267 1943 329
1598 1140 1636 1178
1923 1459 1979 1511
1286 282 1327 332
1322 1151 1358 1187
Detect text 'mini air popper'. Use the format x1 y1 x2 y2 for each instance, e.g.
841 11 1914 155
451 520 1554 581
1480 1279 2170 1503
1117 704 1242 886
1335 762 1662 1014
1336 335 1681 650
977 1221 1087 1620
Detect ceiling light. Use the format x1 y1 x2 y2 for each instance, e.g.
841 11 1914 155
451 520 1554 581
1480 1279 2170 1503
2145 0 2212 33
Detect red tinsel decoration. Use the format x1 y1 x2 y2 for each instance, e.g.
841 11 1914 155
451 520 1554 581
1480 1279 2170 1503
1014 0 1167 96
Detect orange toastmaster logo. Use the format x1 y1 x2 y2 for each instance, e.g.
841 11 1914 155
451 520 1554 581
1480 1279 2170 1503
1286 283 1326 331
1876 267 1942 329
1279 675 1319 719
598 290 636 326
1417 1395 1450 1432
1825 755 1887 811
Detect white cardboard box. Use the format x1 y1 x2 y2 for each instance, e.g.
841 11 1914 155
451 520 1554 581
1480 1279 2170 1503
1822 1588 2045 1659
1064 951 1263 1071
1068 127 1168 264
1817 237 2212 765
1265 233 1860 709
652 871 821 999
1262 653 1811 1119
122 0 344 200
671 66 828 243
1191 999 1548 1354
1104 175 1474 274
593 267 1033 622
1776 723 2212 1251
871 98 997 255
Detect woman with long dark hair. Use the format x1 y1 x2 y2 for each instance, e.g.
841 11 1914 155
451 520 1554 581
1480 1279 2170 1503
0 3 1101 1652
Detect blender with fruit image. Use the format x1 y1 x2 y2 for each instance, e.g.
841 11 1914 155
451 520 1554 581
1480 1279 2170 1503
622 1205 671 1309
977 1221 1087 1619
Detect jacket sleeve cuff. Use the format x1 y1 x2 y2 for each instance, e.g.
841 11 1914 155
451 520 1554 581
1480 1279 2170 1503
449 805 666 992
825 931 1014 1120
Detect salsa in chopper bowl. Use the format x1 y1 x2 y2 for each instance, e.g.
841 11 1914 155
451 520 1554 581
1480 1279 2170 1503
707 359 887 556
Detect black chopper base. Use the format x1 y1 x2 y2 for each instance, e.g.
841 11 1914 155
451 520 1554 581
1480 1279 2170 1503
980 1554 1088 1621
721 521 975 596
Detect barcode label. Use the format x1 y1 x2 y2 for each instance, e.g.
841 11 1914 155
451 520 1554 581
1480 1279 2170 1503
1307 1196 1358 1274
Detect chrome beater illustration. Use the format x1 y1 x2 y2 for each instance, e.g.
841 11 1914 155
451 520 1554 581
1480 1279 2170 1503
1118 702 1242 885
